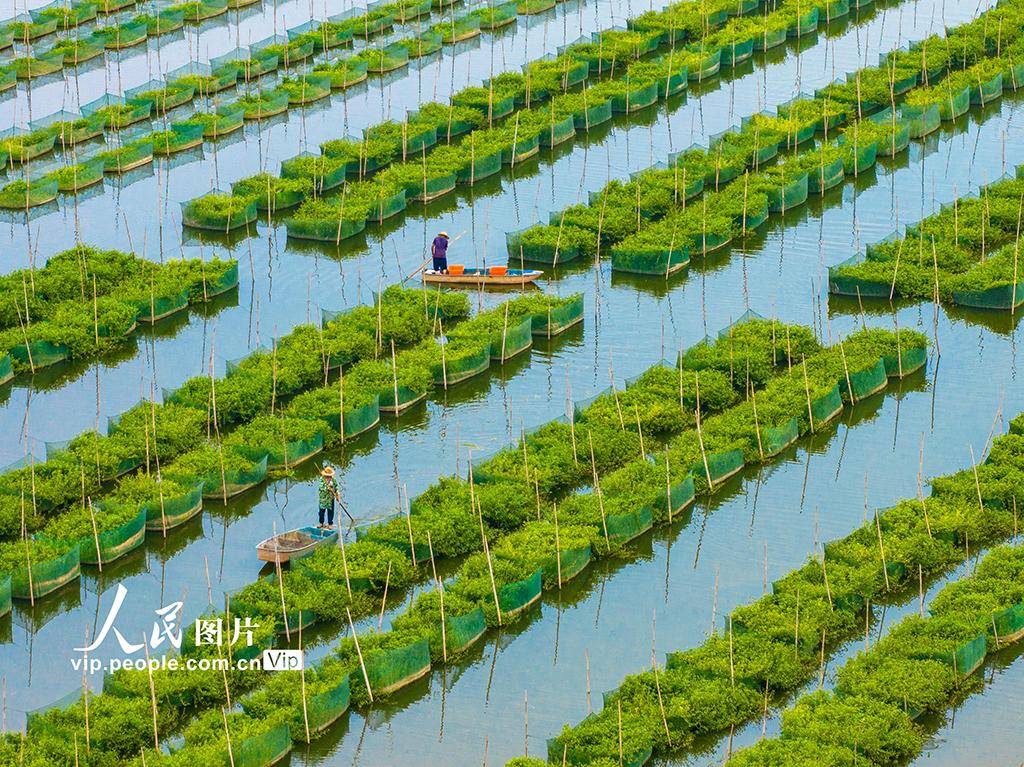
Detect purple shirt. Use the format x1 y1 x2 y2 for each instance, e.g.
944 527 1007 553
432 236 449 257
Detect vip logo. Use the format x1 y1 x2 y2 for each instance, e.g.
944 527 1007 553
262 649 304 671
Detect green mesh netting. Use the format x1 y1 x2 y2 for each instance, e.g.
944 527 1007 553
1004 63 1024 91
144 482 204 530
810 384 844 427
760 417 799 457
739 198 770 232
305 675 351 734
992 603 1024 642
0 574 10 617
547 545 592 584
937 86 971 121
313 397 381 438
882 345 927 377
722 38 754 68
286 215 367 243
434 344 490 386
531 295 584 337
368 190 407 222
499 568 543 618
201 262 240 297
234 723 292 767
900 103 940 138
843 141 878 176
767 173 809 213
490 316 533 361
611 81 659 113
10 340 69 369
201 455 269 499
507 229 584 265
866 110 910 156
540 115 576 147
182 196 258 231
456 150 502 184
573 99 613 131
611 243 689 275
378 385 427 413
0 354 13 385
842 359 887 400
365 638 431 695
688 49 722 81
920 634 987 679
410 171 457 202
10 545 81 600
76 506 147 565
136 289 189 323
824 0 850 19
446 607 487 653
807 157 846 194
695 448 745 486
789 6 819 35
692 230 732 255
244 433 324 470
828 257 891 298
604 506 654 548
952 283 1024 311
503 133 540 165
755 26 788 51
548 731 652 767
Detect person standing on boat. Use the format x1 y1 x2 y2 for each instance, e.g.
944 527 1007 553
431 231 450 273
318 466 340 528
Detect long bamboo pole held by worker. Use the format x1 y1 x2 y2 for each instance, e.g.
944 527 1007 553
401 230 468 284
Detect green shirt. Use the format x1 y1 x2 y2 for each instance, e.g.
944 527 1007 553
318 475 337 507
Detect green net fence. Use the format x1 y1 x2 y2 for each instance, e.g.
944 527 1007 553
409 171 457 202
181 194 258 231
953 282 1024 311
992 603 1024 643
368 190 407 222
842 358 887 400
554 545 592 583
201 262 240 297
867 109 911 156
531 294 584 337
244 433 324 470
767 172 809 213
10 544 81 600
611 243 689 275
611 80 659 113
548 728 652 767
233 722 292 767
0 574 10 617
310 397 381 439
572 99 613 131
690 49 722 81
0 354 13 385
604 506 654 548
456 149 502 184
499 568 543 618
286 215 367 243
695 448 745 487
10 340 69 369
75 506 147 564
722 37 754 67
200 455 269 499
503 133 540 165
756 26 788 51
540 115 576 147
807 157 845 193
882 345 927 377
136 289 189 323
365 638 431 695
490 316 533 361
938 86 971 120
900 103 940 138
919 634 987 679
144 482 204 530
827 255 890 298
434 343 490 386
378 385 428 414
446 607 487 654
506 228 584 265
810 384 844 427
305 675 351 734
760 417 799 457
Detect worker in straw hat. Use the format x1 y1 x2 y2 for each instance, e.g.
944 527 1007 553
431 231 450 274
317 465 341 528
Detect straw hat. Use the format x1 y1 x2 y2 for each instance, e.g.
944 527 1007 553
438 231 449 238
320 466 335 478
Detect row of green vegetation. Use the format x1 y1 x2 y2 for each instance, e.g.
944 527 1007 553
0 317 926 767
0 0 598 208
526 410 1023 767
831 166 1024 310
0 244 237 374
0 0 519 209
177 0 847 236
510 0 1024 276
0 291 584 605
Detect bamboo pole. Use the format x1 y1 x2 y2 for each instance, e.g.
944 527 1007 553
347 607 373 703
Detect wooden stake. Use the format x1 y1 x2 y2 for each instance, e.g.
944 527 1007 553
347 607 373 703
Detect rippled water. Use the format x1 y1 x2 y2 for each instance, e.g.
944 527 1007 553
1 0 1022 763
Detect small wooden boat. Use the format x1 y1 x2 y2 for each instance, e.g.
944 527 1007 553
257 526 337 564
422 266 542 286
